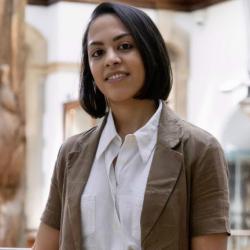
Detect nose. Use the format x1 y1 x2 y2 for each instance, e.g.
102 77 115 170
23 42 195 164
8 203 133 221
105 48 121 67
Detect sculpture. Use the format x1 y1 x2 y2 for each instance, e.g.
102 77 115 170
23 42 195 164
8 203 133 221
0 64 25 202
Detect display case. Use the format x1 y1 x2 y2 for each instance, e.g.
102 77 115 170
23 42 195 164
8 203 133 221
227 150 250 250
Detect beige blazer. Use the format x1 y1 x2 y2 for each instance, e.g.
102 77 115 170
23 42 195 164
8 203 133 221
41 103 230 250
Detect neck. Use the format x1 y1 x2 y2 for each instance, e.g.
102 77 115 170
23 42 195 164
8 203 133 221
109 99 158 140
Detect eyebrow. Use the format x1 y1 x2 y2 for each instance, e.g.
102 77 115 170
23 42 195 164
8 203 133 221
88 33 131 47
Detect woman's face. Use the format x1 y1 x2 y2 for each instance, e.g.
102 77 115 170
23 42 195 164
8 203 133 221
87 14 145 106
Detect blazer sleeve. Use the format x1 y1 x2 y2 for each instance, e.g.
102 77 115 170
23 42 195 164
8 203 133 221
40 145 65 230
190 137 231 237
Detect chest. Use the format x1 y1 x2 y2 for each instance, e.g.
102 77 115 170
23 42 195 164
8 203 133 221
80 143 156 249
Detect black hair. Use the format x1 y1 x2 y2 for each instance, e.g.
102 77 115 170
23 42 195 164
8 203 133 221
79 2 172 118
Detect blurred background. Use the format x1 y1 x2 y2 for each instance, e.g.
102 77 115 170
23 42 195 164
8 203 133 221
0 0 250 249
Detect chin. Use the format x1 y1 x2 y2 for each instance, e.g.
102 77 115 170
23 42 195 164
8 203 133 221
106 91 135 103
107 95 135 105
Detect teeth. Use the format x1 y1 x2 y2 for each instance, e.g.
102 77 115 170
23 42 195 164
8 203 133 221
107 73 126 80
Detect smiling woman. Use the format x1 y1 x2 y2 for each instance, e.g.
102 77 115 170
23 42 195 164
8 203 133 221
33 2 230 250
80 2 172 120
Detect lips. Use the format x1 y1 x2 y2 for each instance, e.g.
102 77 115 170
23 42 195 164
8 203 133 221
104 71 129 81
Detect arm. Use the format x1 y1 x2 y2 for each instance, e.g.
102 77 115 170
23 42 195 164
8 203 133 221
192 233 228 250
33 146 64 250
190 138 230 245
32 222 59 250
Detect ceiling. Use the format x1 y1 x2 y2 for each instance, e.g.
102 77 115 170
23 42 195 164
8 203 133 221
27 0 230 11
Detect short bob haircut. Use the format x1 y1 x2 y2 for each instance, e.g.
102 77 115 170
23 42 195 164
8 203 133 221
80 2 172 118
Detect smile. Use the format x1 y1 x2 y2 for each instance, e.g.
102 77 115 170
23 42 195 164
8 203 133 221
105 72 129 81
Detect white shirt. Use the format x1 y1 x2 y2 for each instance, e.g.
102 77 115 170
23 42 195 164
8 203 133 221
81 101 163 250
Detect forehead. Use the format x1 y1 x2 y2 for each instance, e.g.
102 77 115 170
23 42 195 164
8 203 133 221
87 14 130 42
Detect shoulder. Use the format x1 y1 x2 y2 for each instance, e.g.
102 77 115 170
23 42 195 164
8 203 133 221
178 118 221 150
161 106 221 151
52 126 99 185
53 126 99 172
59 126 98 155
174 117 227 175
161 106 224 164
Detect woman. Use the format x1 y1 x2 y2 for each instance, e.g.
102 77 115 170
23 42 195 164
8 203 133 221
33 2 230 250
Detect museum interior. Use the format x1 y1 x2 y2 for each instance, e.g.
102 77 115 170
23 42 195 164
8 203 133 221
0 0 250 249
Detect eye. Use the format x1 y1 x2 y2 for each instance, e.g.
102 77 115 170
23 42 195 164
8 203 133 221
91 49 104 58
118 42 133 51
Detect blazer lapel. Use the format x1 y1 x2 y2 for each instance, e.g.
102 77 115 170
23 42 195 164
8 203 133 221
66 118 106 250
141 104 184 242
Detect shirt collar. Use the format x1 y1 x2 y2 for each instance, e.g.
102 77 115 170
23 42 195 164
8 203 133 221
95 111 121 160
134 101 163 163
95 100 163 162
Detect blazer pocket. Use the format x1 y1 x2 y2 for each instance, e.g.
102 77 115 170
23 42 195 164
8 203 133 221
81 195 96 236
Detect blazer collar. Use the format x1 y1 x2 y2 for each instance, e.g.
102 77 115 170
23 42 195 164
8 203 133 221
67 102 182 155
157 102 183 148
